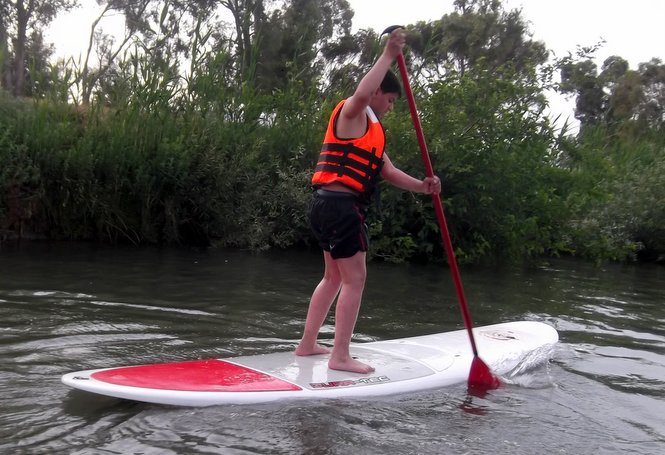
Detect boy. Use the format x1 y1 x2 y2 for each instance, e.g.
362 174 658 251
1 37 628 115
295 28 441 373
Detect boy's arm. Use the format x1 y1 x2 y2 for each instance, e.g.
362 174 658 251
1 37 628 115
381 153 441 194
340 28 406 121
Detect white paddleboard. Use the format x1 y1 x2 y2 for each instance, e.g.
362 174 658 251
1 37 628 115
62 321 558 406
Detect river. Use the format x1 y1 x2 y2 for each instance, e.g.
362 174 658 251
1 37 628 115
1 242 664 454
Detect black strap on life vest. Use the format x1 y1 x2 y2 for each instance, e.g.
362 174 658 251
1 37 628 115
315 142 384 181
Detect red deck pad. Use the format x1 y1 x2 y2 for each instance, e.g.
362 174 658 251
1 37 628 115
91 359 302 392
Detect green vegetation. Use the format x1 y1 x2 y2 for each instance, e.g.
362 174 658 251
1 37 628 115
1 0 663 265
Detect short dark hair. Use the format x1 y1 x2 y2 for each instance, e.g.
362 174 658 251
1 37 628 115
380 70 402 97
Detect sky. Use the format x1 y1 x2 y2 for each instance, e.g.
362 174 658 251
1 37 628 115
350 0 664 67
46 0 665 124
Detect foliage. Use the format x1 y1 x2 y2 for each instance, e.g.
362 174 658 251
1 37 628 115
553 45 665 263
0 0 664 264
405 0 548 84
0 40 322 248
373 60 571 264
0 0 77 96
560 50 665 133
561 126 665 262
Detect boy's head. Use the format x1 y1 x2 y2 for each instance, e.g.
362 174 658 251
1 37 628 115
380 70 402 97
371 70 402 117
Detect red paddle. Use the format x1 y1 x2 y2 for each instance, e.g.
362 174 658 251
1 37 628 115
383 26 501 391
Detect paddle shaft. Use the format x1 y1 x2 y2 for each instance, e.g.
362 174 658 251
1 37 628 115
395 54 480 357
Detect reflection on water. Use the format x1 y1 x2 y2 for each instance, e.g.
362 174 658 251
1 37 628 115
1 242 664 454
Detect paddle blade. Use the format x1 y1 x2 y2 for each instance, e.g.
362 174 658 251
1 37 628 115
468 356 501 391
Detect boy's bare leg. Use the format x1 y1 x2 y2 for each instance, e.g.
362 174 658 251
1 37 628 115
295 252 340 356
328 252 375 374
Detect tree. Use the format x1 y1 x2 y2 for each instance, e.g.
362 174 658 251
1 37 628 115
21 28 54 96
1 1 12 89
630 58 664 130
255 0 354 93
77 0 159 105
404 0 548 82
325 33 377 99
1 0 77 96
217 0 354 94
560 52 665 134
74 0 225 105
219 0 267 84
560 57 605 129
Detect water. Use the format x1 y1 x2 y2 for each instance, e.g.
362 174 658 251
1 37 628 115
1 242 664 454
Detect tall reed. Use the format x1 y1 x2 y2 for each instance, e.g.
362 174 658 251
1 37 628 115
0 43 323 248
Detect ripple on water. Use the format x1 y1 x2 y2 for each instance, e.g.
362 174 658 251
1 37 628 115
2 248 665 455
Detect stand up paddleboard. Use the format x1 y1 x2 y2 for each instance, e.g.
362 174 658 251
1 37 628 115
62 321 558 406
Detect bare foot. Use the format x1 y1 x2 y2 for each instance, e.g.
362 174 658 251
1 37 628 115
295 343 331 356
328 357 375 374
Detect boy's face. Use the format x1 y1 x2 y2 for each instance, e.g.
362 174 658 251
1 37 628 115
371 90 399 118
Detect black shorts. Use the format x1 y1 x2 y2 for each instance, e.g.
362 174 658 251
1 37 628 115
309 189 369 259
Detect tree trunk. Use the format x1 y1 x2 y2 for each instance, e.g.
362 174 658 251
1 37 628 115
0 10 9 90
13 0 34 97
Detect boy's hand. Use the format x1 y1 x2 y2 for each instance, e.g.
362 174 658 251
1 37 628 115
384 27 405 60
422 176 441 194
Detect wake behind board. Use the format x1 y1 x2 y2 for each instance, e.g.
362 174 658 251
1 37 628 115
62 321 558 406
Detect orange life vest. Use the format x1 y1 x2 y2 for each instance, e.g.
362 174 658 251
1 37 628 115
311 100 385 195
